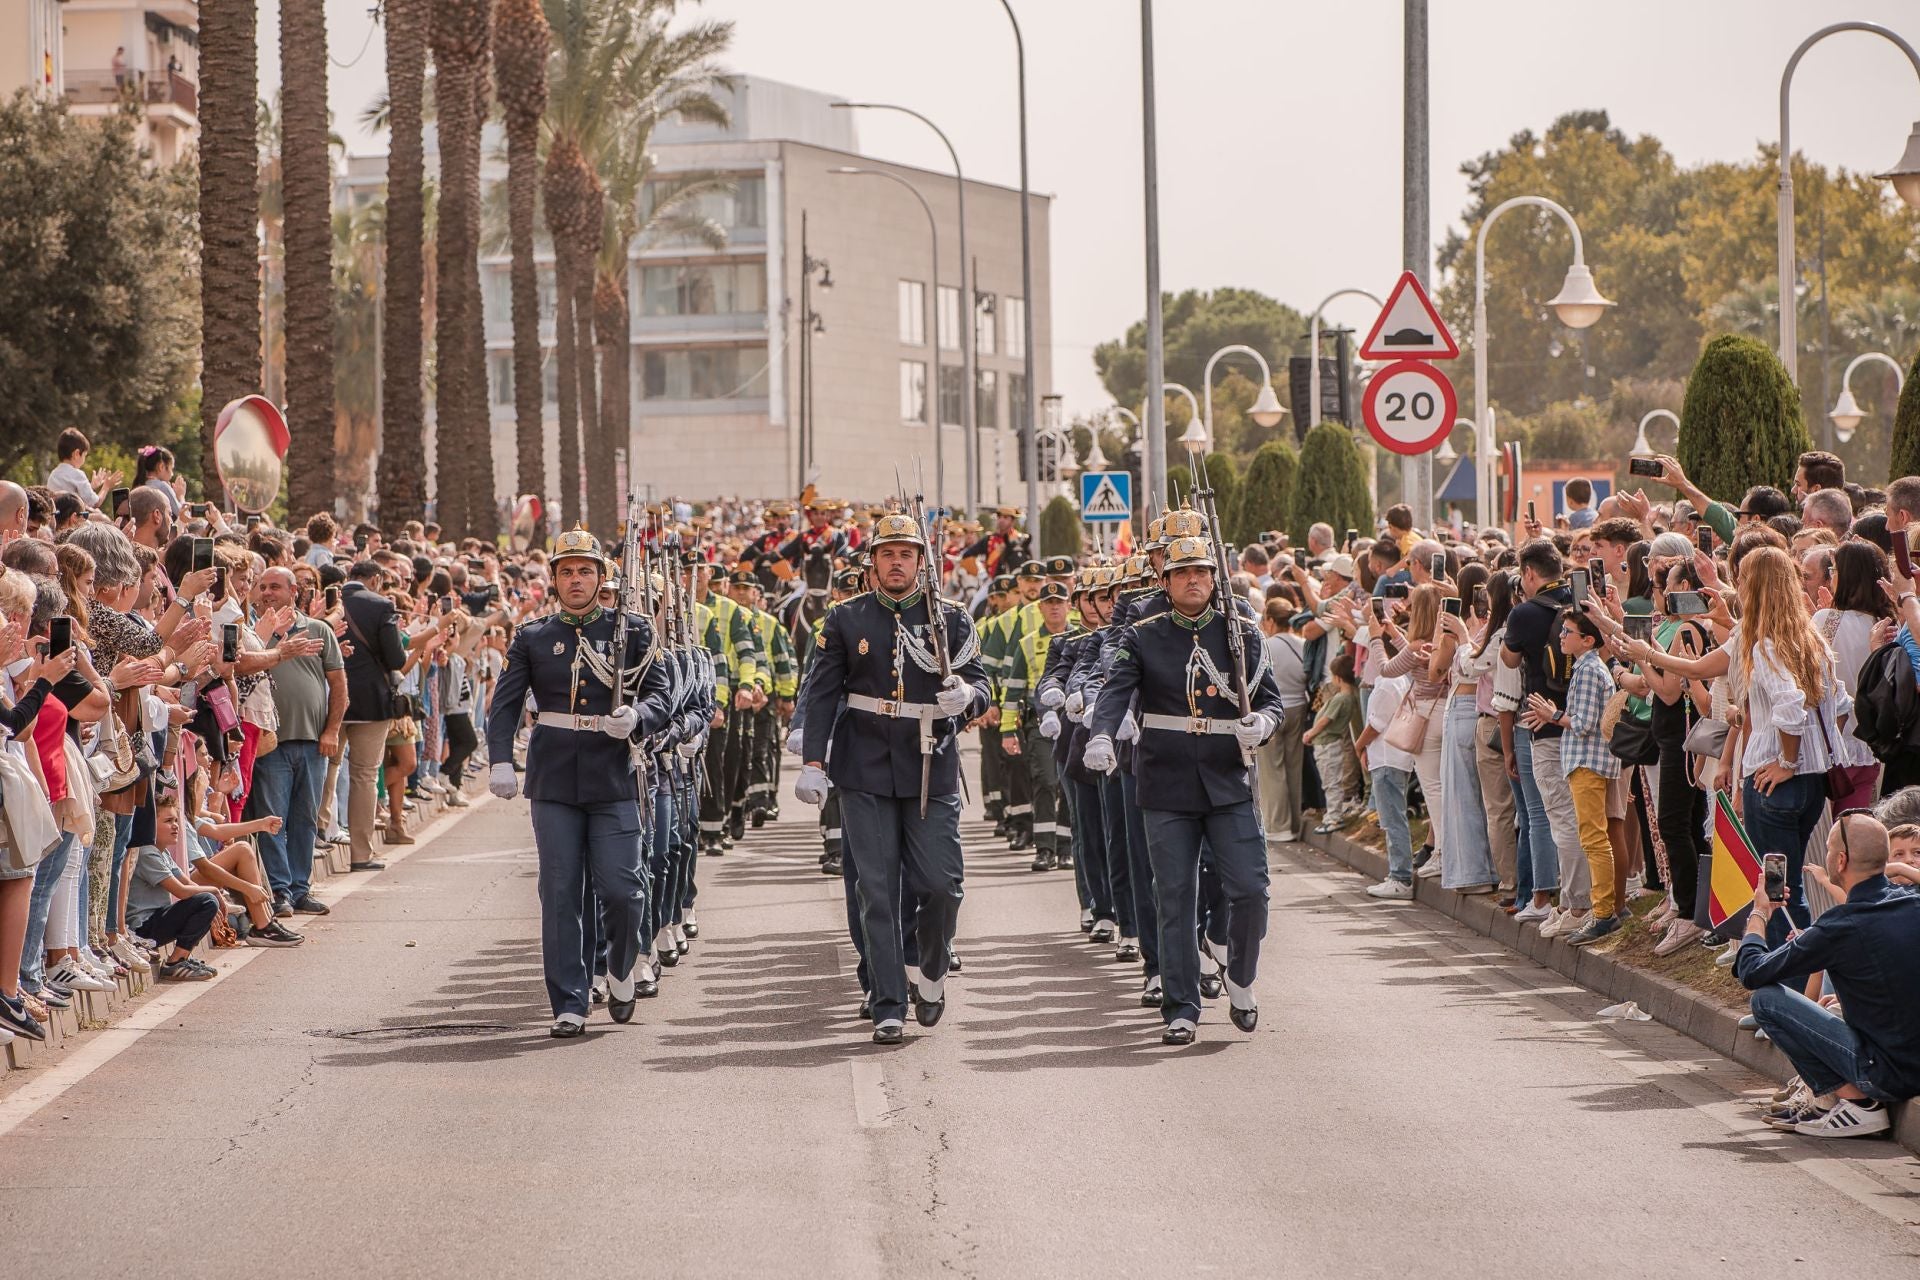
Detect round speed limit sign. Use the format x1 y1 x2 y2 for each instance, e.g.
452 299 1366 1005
1362 360 1457 456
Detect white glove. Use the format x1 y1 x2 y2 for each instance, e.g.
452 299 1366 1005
793 763 829 806
785 725 805 755
675 739 700 760
1065 689 1086 717
1077 700 1097 726
600 705 640 739
1234 712 1275 752
1039 710 1062 739
1039 686 1065 710
488 762 518 799
935 674 971 717
1083 734 1117 775
1116 711 1139 743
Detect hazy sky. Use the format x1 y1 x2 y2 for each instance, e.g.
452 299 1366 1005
271 0 1920 410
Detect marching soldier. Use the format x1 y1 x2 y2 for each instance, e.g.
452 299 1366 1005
738 576 797 827
1083 534 1284 1045
721 570 774 838
793 513 990 1045
487 529 675 1038
1000 580 1077 873
974 574 1016 833
699 561 759 854
984 561 1044 849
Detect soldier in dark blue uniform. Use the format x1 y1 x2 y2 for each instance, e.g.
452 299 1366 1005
487 529 675 1038
794 513 990 1045
1084 534 1284 1045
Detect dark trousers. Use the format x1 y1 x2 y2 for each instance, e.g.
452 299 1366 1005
699 719 731 844
840 789 963 1025
1094 775 1135 937
1072 776 1115 922
746 706 777 814
1740 772 1826 939
133 892 219 951
1024 726 1067 854
1142 800 1270 1025
1002 724 1033 833
531 798 647 1019
722 706 755 816
1118 771 1159 979
1749 982 1895 1101
444 711 479 785
675 772 700 914
839 831 922 999
821 787 844 858
980 727 1005 819
1657 747 1707 923
645 781 675 942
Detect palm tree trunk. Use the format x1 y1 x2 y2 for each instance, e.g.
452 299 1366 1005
377 0 428 527
492 0 548 524
594 269 629 539
428 0 491 537
573 249 601 535
550 240 582 529
464 57 498 542
280 0 335 520
197 0 261 505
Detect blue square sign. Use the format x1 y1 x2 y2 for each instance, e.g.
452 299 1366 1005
1078 471 1132 523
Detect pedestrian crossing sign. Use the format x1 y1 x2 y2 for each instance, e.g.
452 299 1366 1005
1079 471 1132 523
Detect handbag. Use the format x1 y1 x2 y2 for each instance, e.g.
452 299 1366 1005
1383 690 1437 754
1814 699 1876 802
1604 689 1660 766
1683 716 1730 759
0 752 61 873
91 691 141 793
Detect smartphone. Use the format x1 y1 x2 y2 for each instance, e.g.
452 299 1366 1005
246 514 263 531
47 616 72 656
1628 457 1663 478
1569 568 1590 609
1441 596 1463 618
1588 558 1608 594
1430 552 1446 578
191 537 214 573
1667 590 1709 616
439 595 455 616
212 566 228 599
221 622 240 665
1762 852 1789 904
1344 528 1358 552
1624 614 1655 643
1382 582 1410 600
324 585 340 611
1372 598 1388 621
1527 500 1538 526
109 487 130 516
1471 585 1488 616
1696 527 1714 554
1893 527 1915 580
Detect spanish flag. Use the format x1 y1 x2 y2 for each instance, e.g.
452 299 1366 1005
1114 523 1134 557
1702 790 1762 930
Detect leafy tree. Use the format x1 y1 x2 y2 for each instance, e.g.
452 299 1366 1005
1196 452 1240 546
1678 334 1811 501
1293 423 1372 546
1039 494 1080 557
1237 440 1298 544
1889 346 1920 482
0 94 199 474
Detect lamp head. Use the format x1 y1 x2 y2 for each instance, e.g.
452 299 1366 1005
1875 121 1920 211
1435 436 1458 463
1548 263 1614 330
1248 382 1286 430
1829 387 1865 441
1178 419 1209 455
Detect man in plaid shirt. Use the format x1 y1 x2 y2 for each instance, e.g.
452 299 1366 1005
1524 610 1620 947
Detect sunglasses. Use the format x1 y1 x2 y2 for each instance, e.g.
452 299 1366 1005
1835 807 1876 859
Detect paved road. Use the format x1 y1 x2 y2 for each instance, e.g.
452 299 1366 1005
3 761 1918 1277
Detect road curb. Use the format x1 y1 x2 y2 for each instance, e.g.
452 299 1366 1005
1301 824 1920 1158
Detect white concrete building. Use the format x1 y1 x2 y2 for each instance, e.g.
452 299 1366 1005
0 0 200 167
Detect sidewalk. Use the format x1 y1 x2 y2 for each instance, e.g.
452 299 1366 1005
1301 824 1920 1159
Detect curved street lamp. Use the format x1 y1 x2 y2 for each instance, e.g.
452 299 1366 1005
1200 343 1285 448
1774 22 1920 383
1829 351 1907 444
1165 381 1207 459
1473 195 1615 528
1630 408 1680 458
1307 287 1384 428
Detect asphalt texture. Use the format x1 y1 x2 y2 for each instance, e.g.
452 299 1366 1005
3 753 1919 1277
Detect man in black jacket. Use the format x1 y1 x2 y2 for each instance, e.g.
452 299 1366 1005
339 560 407 869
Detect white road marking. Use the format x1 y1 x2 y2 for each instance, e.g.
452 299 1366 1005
0 794 493 1140
849 1058 892 1128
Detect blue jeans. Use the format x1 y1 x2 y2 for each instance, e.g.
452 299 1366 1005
1372 767 1414 883
253 739 327 900
1512 728 1558 896
1509 764 1534 903
1142 801 1269 1025
1739 771 1826 939
530 798 649 1019
21 831 76 991
107 812 134 935
1441 696 1497 888
1749 983 1896 1101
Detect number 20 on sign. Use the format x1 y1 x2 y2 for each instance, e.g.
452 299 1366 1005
1361 360 1458 456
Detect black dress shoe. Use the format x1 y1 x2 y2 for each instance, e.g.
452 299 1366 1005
550 1019 586 1039
1056 852 1074 868
872 1023 904 1045
750 808 767 829
1030 853 1050 872
675 934 690 956
609 994 637 1024
1162 1025 1196 1046
914 993 945 1027
683 919 699 939
636 974 659 999
1199 974 1224 1000
821 853 842 876
1229 1004 1258 1033
1140 985 1163 1009
349 859 387 872
948 951 962 973
858 996 871 1020
591 984 608 1005
1117 941 1140 962
1008 830 1031 851
658 947 679 968
1044 851 1061 871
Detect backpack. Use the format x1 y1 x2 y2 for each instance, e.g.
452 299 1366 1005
1850 640 1920 761
1529 592 1574 701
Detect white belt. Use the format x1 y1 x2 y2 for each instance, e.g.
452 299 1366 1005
845 693 942 722
536 712 610 732
1140 712 1240 736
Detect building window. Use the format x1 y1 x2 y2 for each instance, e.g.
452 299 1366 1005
974 292 996 356
899 360 927 423
1007 296 1026 354
543 353 559 404
640 261 767 317
938 364 964 427
937 285 961 350
898 280 925 345
1008 372 1030 433
639 172 766 238
975 369 998 431
639 344 770 400
489 353 514 407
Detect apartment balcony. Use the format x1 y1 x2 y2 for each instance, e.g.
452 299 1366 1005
66 68 198 119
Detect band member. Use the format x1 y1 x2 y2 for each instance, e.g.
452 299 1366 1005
1083 535 1283 1045
959 506 1030 579
487 529 675 1038
793 513 990 1044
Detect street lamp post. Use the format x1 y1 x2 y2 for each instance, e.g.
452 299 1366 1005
991 0 1041 530
832 101 976 515
1166 382 1206 476
1307 288 1385 428
1829 351 1907 444
1472 195 1615 529
1775 23 1920 383
1629 408 1679 458
1200 344 1285 451
832 167 945 508
1138 0 1167 508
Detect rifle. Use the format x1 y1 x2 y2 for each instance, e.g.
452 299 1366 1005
903 462 953 817
1190 451 1253 763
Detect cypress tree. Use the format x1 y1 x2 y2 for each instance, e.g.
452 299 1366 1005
1677 334 1811 500
1293 422 1373 545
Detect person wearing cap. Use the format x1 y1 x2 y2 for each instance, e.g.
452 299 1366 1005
698 562 760 856
981 562 1044 849
775 498 852 570
793 512 990 1044
738 501 795 591
1083 534 1284 1045
486 529 675 1038
721 569 777 840
1001 581 1078 874
732 573 796 828
959 506 1029 580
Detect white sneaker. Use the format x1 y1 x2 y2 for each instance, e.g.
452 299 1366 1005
1653 918 1705 957
1513 901 1551 923
1795 1098 1891 1138
1366 878 1412 900
49 959 112 992
1542 909 1590 939
110 938 151 973
1415 857 1443 880
1715 939 1742 968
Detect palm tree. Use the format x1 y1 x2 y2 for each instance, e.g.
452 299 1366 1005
429 0 493 537
280 0 336 519
198 0 262 503
334 202 385 521
493 0 549 520
377 0 430 527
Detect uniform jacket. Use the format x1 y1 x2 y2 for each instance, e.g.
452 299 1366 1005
485 609 674 805
798 588 990 800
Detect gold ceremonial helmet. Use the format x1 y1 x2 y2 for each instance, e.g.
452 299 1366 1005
1123 553 1149 581
551 526 610 572
1161 507 1209 541
868 512 925 550
1162 535 1216 573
